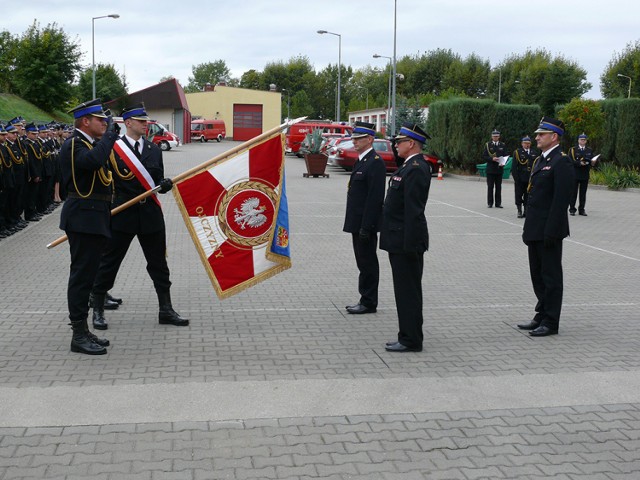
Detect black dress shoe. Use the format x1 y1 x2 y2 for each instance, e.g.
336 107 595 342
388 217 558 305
92 310 108 330
517 319 541 330
529 325 558 337
345 303 359 310
496 205 503 208
159 308 189 326
385 342 422 352
346 304 376 314
579 211 587 216
104 298 120 310
488 205 493 208
106 292 123 304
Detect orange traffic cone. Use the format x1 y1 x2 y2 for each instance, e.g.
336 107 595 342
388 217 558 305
437 165 443 180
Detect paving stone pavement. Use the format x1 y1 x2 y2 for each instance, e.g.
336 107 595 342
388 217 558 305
1 140 639 479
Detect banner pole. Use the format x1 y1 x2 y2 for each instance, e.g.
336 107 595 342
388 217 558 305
46 117 306 250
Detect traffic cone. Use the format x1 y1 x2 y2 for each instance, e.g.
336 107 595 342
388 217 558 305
437 165 443 180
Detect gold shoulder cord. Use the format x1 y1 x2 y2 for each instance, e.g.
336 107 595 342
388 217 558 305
5 145 23 165
29 143 42 160
486 143 496 158
109 151 134 180
0 147 10 168
17 138 27 155
70 138 113 198
516 149 528 165
527 156 541 193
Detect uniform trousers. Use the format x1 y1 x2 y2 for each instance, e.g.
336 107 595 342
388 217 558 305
514 181 529 207
93 228 171 295
486 173 502 206
527 240 563 329
25 181 39 219
389 252 424 349
9 184 24 223
351 232 379 309
570 178 588 213
67 231 109 322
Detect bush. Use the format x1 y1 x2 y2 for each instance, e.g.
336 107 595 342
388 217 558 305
591 163 640 190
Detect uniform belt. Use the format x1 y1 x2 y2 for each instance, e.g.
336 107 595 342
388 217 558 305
66 192 112 202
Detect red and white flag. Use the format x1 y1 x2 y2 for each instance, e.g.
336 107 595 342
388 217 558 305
172 133 291 299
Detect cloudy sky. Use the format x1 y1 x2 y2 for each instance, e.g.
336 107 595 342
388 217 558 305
6 0 640 100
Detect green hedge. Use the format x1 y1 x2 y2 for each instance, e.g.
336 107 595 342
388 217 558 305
426 98 540 171
615 99 640 167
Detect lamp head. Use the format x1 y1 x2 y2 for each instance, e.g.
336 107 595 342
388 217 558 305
317 30 327 34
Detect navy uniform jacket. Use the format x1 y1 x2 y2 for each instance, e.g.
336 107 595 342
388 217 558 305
8 140 27 185
110 136 165 234
511 147 537 183
24 138 44 180
380 153 431 253
342 148 386 234
59 129 118 237
569 145 593 181
0 143 13 189
482 141 508 175
522 145 575 243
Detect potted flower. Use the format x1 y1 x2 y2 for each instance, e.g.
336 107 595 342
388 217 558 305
301 129 329 178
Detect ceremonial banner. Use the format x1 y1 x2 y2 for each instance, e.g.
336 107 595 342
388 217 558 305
172 133 291 299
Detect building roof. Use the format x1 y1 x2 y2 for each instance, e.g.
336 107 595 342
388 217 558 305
105 78 189 112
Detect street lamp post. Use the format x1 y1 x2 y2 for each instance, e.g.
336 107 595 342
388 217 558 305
617 73 632 98
282 88 291 121
373 54 392 135
317 30 341 122
498 68 502 103
391 0 398 135
92 14 120 99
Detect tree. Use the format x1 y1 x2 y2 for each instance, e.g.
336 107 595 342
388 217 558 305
184 60 231 93
0 30 17 93
12 21 82 111
399 49 461 98
159 75 175 82
557 99 605 144
600 40 640 98
490 49 590 114
77 63 127 103
239 69 262 90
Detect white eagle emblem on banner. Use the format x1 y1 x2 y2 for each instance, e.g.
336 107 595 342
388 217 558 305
234 197 267 230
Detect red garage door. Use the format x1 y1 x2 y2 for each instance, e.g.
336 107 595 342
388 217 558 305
233 104 263 141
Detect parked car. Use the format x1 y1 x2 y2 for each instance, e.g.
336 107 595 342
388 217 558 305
325 137 353 165
114 117 180 151
191 119 226 142
334 139 442 173
285 121 353 156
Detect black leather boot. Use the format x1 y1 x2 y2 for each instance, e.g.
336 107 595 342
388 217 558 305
89 292 119 310
91 294 109 330
70 319 107 355
158 291 189 326
85 316 110 347
106 292 123 305
517 206 523 218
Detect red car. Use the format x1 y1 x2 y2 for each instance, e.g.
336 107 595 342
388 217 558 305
334 139 442 174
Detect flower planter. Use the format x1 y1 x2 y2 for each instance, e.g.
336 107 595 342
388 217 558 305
303 153 329 178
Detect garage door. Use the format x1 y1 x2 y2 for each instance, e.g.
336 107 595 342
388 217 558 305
233 104 263 141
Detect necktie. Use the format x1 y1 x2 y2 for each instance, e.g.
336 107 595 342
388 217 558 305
134 141 140 155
